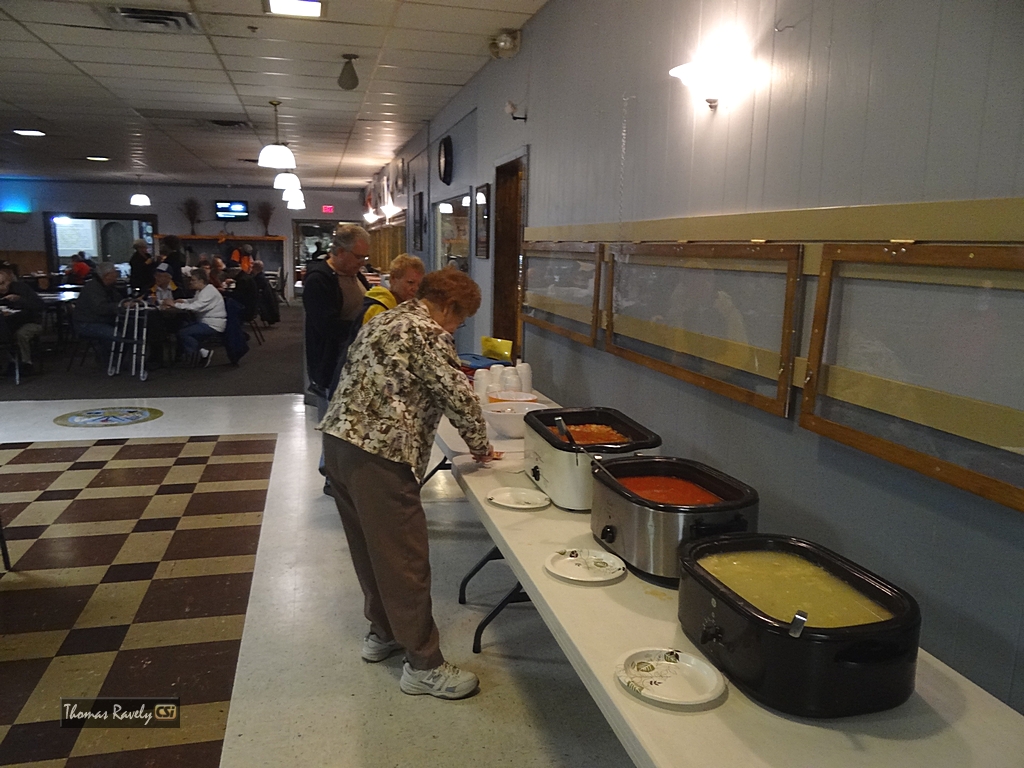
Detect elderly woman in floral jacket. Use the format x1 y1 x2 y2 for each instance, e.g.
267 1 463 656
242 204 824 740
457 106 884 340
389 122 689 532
318 268 494 700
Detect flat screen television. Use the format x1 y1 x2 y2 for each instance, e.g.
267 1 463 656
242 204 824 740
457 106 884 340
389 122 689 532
215 200 249 221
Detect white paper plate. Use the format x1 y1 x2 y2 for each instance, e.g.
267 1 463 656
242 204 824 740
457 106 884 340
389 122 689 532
615 648 726 707
544 548 627 583
486 486 550 510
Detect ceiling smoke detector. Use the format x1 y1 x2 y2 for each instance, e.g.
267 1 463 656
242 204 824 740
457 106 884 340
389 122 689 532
489 29 520 59
99 6 203 34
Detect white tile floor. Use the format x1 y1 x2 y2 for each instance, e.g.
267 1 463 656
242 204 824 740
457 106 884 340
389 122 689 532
0 395 631 768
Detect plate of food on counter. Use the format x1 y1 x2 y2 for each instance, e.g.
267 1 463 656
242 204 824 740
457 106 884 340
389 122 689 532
544 547 627 583
615 648 725 707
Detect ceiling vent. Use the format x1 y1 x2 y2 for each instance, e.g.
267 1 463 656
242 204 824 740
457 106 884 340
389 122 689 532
99 6 203 34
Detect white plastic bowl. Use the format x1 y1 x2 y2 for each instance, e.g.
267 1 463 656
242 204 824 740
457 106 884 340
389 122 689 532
482 401 546 439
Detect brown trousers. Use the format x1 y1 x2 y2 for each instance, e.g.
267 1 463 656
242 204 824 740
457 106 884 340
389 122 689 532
322 434 443 670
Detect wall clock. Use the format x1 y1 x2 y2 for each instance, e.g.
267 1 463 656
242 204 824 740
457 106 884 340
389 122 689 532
438 135 453 185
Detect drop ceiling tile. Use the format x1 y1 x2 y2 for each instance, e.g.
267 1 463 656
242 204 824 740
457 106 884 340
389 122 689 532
425 0 545 9
0 19 34 40
25 24 217 53
229 71 338 89
210 36 366 62
384 28 489 56
378 48 487 72
52 45 222 68
0 57 81 74
220 54 341 76
98 79 240 95
394 3 529 35
76 62 233 83
373 65 468 86
0 40 64 59
0 0 111 25
367 80 459 98
201 15 387 46
234 83 363 102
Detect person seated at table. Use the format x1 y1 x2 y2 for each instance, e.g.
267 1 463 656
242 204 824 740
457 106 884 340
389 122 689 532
65 252 92 284
361 253 424 326
319 268 493 701
74 261 122 361
150 263 184 304
170 268 225 367
0 264 45 374
210 256 227 291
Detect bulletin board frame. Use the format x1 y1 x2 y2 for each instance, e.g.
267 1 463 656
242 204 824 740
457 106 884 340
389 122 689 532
604 242 803 417
521 241 604 347
800 242 1024 512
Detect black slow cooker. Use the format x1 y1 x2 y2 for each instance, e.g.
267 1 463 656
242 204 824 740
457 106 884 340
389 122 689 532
678 534 920 718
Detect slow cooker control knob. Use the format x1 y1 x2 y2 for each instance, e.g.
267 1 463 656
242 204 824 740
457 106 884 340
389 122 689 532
600 525 616 543
530 465 541 481
700 623 724 645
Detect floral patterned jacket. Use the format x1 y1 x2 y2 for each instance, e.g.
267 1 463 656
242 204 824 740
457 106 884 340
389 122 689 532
317 299 488 481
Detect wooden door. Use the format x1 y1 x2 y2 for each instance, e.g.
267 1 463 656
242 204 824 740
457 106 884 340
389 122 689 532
492 157 524 356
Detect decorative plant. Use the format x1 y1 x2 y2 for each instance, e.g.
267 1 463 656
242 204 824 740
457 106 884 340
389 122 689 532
256 201 274 236
181 197 201 235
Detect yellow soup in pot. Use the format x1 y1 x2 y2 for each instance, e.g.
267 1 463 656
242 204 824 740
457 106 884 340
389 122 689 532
698 551 893 628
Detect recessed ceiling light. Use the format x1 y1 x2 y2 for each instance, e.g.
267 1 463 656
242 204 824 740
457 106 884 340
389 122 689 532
14 129 45 137
266 0 322 17
86 156 110 162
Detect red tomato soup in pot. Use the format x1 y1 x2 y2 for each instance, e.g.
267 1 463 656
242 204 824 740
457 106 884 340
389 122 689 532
617 476 722 505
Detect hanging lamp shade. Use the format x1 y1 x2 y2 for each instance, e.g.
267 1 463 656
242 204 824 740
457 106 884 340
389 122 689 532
258 100 297 169
282 188 304 202
258 143 296 169
338 54 359 90
273 172 301 190
286 197 306 210
130 193 151 207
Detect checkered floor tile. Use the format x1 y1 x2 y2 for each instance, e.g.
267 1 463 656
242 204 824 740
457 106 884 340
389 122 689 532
0 434 276 767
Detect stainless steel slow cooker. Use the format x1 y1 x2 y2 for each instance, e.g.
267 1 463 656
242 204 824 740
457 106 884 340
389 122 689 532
523 407 661 511
590 456 759 579
678 534 920 718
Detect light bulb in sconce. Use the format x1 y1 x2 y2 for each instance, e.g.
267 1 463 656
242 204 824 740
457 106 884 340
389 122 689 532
504 100 527 122
669 27 770 111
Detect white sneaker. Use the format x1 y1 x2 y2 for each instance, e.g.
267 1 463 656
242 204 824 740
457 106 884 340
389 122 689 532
400 661 479 699
361 632 401 663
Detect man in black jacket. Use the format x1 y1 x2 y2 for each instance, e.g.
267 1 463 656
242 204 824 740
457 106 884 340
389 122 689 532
302 224 370 492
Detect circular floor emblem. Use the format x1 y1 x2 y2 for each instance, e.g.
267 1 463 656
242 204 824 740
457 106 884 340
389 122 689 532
54 407 164 428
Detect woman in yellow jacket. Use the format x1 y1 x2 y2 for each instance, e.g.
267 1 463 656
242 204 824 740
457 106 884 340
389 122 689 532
362 253 425 325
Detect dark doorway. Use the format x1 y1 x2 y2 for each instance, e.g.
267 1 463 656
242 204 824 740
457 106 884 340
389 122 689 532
492 156 525 356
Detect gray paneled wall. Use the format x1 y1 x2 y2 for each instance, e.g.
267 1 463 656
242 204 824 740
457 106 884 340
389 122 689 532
391 0 1024 714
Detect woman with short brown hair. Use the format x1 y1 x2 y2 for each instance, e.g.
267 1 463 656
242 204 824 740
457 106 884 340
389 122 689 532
319 268 492 700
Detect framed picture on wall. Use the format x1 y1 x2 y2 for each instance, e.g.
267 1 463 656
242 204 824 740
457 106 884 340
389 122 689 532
413 192 424 251
475 183 490 259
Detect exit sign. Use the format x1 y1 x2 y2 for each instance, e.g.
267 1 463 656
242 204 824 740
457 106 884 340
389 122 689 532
322 205 334 214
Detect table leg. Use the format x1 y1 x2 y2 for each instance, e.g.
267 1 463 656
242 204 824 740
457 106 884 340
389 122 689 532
419 457 452 488
458 545 505 604
472 581 531 654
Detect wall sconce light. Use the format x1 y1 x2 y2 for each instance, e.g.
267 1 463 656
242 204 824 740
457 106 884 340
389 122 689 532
363 209 380 224
489 29 520 59
669 27 769 111
504 100 527 122
338 54 359 91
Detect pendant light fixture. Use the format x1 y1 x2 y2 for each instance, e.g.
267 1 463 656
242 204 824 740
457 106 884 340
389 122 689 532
363 209 380 224
282 188 304 203
337 54 359 90
258 100 296 169
130 174 150 207
286 197 305 210
273 171 301 190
